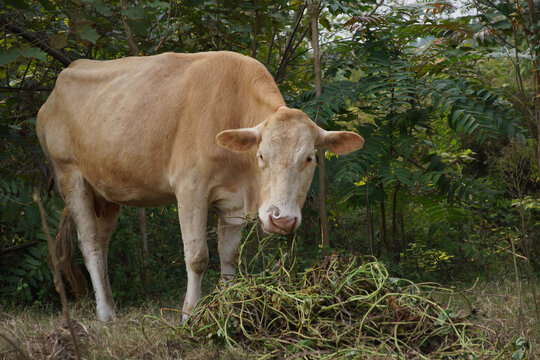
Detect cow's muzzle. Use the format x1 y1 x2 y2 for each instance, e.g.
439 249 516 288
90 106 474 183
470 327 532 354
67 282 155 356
268 215 297 235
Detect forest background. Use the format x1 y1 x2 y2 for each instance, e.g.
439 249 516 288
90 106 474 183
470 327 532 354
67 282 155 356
1 0 539 357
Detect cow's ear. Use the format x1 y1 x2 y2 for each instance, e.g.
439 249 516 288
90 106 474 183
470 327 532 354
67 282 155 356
217 127 260 152
317 129 364 155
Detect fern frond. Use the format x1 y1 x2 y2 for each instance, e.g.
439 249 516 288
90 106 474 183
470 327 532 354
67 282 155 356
344 14 387 31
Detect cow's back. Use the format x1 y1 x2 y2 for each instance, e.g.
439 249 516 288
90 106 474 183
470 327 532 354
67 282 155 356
36 51 284 206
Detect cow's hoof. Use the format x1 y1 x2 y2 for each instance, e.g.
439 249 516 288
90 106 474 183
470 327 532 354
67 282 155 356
182 313 190 323
97 308 115 322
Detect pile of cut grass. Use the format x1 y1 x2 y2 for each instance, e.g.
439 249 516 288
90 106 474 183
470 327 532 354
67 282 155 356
169 225 509 359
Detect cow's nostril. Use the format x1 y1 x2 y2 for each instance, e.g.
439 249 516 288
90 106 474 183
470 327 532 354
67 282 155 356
267 205 281 219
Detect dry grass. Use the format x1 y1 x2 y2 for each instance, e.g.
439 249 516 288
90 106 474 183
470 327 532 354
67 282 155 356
0 300 239 360
436 275 540 358
1 277 538 359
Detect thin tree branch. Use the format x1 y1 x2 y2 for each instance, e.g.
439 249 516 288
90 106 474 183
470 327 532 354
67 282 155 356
120 0 139 56
251 2 259 58
289 25 310 61
0 241 38 254
266 29 277 66
0 15 72 67
0 332 31 360
33 190 81 360
155 0 173 52
0 86 52 91
507 0 538 161
275 1 307 84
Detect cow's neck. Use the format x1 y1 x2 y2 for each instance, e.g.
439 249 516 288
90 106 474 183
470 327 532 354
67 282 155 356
209 165 260 226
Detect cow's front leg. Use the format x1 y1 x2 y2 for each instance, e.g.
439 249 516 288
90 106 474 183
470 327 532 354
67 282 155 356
218 218 243 280
177 200 208 321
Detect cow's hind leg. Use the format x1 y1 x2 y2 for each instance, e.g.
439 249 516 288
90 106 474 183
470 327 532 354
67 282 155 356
93 195 120 320
55 165 118 321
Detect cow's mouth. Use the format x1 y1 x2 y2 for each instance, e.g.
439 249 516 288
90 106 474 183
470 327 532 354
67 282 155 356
263 215 297 235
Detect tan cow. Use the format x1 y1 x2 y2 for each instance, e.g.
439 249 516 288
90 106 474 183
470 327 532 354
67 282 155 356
36 51 364 321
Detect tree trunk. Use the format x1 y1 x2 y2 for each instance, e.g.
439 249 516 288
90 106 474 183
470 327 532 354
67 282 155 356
380 184 389 255
523 0 540 321
400 208 406 251
391 183 400 262
308 0 329 248
120 0 139 56
140 208 150 289
251 4 259 58
366 183 374 256
524 0 540 180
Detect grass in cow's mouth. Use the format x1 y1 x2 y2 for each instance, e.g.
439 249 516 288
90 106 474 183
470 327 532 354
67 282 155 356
144 222 514 359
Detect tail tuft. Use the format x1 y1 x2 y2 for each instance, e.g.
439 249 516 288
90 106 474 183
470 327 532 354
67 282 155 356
56 207 88 298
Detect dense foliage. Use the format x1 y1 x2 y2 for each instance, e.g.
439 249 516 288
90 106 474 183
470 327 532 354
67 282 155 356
0 0 538 324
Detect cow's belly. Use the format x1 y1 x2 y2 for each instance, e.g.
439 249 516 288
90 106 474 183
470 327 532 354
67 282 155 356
86 173 176 207
106 191 177 207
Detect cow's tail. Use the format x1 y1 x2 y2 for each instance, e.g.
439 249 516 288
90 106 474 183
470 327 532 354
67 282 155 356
56 207 88 298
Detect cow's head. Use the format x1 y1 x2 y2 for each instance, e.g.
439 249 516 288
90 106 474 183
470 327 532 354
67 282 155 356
216 107 364 235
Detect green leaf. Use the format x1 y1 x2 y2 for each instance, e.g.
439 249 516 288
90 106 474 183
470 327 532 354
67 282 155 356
320 16 331 31
93 1 113 16
122 6 146 20
297 339 314 348
512 349 526 360
50 33 68 49
79 24 100 44
38 0 55 10
145 1 170 8
131 20 151 36
12 268 26 276
441 99 453 113
0 50 20 65
24 256 42 267
6 0 29 9
185 0 203 5
2 275 22 283
450 109 465 128
20 47 47 61
395 167 413 186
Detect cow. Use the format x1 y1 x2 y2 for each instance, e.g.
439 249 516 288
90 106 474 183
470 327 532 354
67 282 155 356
36 51 364 322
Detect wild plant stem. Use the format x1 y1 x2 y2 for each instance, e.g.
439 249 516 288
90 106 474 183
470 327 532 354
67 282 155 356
510 235 525 329
0 332 31 360
33 190 81 360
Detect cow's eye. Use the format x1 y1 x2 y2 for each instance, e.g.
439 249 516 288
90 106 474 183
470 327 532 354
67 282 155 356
257 154 263 160
306 156 313 163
